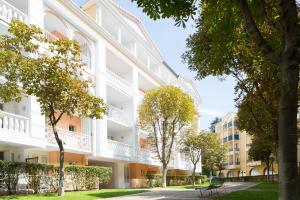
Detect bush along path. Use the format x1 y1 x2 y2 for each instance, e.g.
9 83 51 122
0 160 111 195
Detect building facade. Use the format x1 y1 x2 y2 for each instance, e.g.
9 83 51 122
0 0 201 188
215 113 278 178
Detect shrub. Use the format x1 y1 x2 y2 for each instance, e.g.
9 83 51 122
146 173 163 187
0 160 111 194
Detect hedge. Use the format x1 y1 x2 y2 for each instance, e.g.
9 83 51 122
146 173 207 187
0 160 111 194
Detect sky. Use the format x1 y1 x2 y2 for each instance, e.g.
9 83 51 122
74 0 237 130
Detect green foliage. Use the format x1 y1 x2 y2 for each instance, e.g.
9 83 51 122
146 173 163 187
138 86 196 187
65 165 111 191
248 136 273 171
196 132 226 174
181 126 202 167
0 19 107 120
131 0 197 27
209 117 221 133
0 19 107 195
139 86 196 162
146 172 206 187
0 189 150 200
0 160 111 194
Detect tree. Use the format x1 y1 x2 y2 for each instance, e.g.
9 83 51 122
131 1 300 198
180 126 202 186
0 20 107 196
200 133 226 180
138 86 196 187
209 117 221 132
248 136 273 181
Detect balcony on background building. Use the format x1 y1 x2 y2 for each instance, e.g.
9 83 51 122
107 139 131 159
247 160 262 167
234 147 240 151
234 134 240 140
106 69 132 94
107 104 130 126
0 111 29 135
47 128 91 152
0 0 28 24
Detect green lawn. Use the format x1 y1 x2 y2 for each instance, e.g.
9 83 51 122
215 182 278 200
0 189 150 200
166 182 209 189
254 182 278 190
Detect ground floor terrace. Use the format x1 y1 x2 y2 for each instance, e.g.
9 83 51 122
0 144 191 189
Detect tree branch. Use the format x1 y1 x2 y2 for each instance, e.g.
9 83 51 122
238 0 280 64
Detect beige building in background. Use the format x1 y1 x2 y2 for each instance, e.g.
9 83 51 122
215 112 278 177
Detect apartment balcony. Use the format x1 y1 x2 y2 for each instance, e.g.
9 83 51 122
0 0 28 24
107 105 130 126
107 139 131 160
137 149 160 166
227 161 241 169
47 128 91 152
106 69 132 95
43 30 95 82
0 111 45 147
0 111 29 135
247 160 262 167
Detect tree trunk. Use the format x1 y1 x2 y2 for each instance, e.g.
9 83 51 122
162 165 168 188
53 127 65 196
278 59 299 199
192 164 197 186
267 161 270 182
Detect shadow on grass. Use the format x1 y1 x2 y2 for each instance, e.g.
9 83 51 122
86 190 150 198
0 193 57 200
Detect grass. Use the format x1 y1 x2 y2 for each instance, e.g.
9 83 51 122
0 189 150 200
166 182 209 189
214 190 278 200
215 182 278 200
254 182 278 190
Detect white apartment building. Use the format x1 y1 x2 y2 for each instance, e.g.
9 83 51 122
0 0 201 188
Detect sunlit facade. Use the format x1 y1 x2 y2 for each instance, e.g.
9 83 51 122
0 0 201 188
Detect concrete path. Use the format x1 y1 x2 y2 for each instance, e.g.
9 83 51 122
106 182 257 200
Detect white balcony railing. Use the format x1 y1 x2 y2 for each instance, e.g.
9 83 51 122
108 105 130 125
137 149 160 165
47 128 91 151
0 111 29 134
107 139 131 158
106 69 132 92
0 0 27 24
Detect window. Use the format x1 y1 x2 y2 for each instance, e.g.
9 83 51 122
69 125 75 132
0 103 3 110
0 152 4 160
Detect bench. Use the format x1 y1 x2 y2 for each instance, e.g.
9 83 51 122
195 177 226 199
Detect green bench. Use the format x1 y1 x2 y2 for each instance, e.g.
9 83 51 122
195 177 226 198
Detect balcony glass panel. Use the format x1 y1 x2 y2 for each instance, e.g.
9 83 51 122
108 105 129 125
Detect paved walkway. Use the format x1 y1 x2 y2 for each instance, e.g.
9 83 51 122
106 182 257 200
